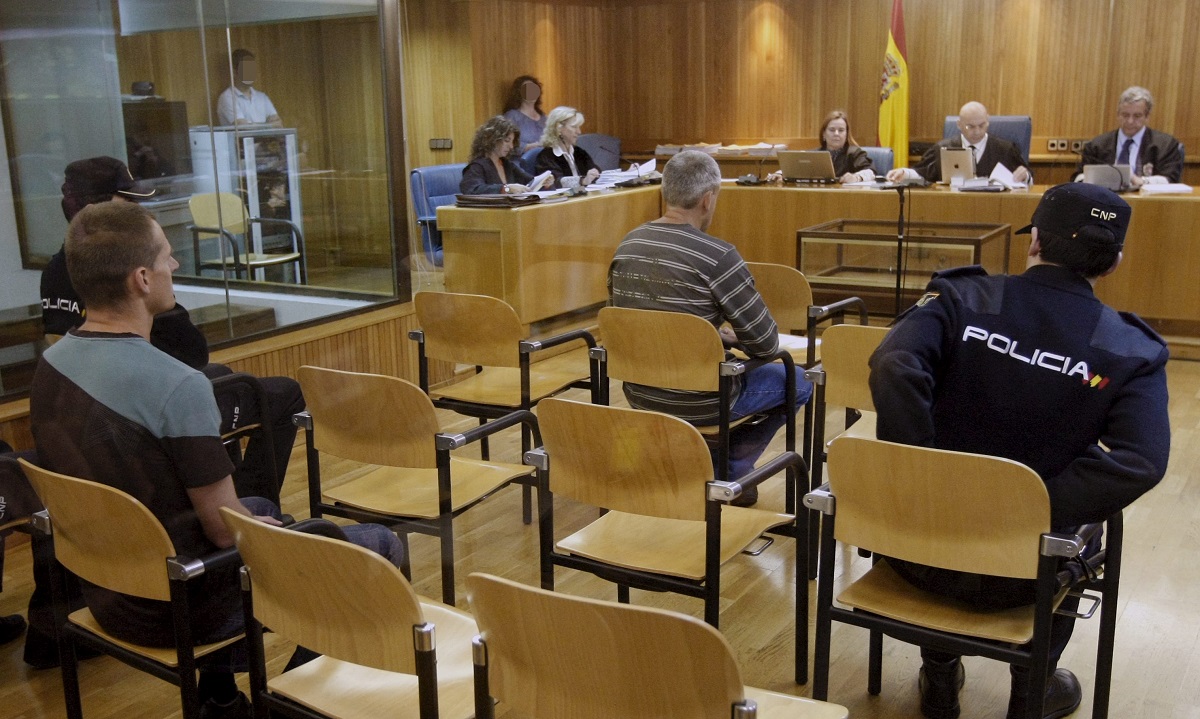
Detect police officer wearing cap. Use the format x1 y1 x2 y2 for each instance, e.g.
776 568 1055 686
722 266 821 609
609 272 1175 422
868 183 1170 719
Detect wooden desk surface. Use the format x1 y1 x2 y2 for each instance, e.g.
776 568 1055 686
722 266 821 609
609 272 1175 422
434 181 1199 342
708 184 1200 339
437 186 661 328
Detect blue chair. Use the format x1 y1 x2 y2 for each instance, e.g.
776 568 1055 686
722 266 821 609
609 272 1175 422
943 115 1033 164
518 147 542 175
861 146 894 175
576 133 622 171
409 163 466 267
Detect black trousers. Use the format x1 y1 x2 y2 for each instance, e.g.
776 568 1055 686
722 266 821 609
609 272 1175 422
203 365 305 505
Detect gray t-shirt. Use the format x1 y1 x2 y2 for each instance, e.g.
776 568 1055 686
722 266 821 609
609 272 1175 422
31 330 236 645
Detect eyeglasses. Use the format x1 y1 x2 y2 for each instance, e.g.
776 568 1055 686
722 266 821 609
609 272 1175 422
960 122 989 131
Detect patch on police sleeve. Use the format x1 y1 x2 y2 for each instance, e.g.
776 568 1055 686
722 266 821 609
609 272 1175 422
915 291 940 307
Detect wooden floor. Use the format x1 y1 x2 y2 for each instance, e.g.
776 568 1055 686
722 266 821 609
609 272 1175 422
2 360 1198 718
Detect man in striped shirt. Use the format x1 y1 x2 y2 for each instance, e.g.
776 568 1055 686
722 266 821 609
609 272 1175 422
608 150 812 505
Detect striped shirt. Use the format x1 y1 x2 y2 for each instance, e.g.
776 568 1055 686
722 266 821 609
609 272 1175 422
608 222 779 423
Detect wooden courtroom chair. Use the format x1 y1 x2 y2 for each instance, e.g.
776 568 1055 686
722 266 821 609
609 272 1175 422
594 306 800 505
294 365 537 606
466 572 848 719
744 262 822 368
410 290 598 524
744 261 867 369
805 437 1121 719
222 509 477 719
528 397 812 684
188 192 306 283
804 323 890 485
20 459 245 719
801 323 889 576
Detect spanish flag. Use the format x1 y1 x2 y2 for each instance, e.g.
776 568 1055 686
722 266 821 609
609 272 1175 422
878 0 909 167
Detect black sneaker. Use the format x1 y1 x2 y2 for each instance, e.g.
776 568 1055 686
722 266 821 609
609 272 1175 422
0 615 27 645
918 657 965 719
198 692 253 719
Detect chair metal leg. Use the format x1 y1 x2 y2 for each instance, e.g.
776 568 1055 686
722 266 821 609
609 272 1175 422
617 584 630 604
440 514 456 605
807 510 820 580
472 637 496 719
414 639 439 719
521 484 533 526
868 630 883 695
59 637 84 719
45 539 84 719
1092 515 1122 719
812 513 837 701
795 499 808 685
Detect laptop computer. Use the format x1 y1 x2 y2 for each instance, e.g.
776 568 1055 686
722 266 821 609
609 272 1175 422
777 150 837 182
1082 164 1132 192
939 147 975 184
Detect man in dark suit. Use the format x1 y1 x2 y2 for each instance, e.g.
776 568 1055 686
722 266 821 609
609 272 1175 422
889 101 1031 185
1075 85 1182 187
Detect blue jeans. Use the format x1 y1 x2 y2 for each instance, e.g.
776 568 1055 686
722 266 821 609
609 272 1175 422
713 363 813 483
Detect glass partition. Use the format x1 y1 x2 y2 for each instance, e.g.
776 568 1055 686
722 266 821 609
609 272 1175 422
0 0 406 399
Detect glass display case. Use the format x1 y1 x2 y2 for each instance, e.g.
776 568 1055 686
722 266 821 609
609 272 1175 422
797 219 1010 315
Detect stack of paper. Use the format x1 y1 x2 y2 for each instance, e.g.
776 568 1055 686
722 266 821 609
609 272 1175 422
593 160 657 187
682 142 721 155
749 142 787 156
655 144 682 156
1139 183 1193 195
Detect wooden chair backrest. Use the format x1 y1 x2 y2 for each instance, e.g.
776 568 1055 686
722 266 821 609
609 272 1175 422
467 573 744 719
598 307 725 392
821 324 889 411
19 459 175 600
826 437 1050 579
222 509 424 673
538 398 712 520
298 366 439 468
414 291 523 368
189 192 248 238
745 262 813 333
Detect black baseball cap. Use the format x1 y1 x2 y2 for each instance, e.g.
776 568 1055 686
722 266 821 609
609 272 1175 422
1016 183 1131 248
61 156 155 221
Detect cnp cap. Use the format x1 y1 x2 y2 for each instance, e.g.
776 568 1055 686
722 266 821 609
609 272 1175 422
1016 183 1131 248
61 156 155 221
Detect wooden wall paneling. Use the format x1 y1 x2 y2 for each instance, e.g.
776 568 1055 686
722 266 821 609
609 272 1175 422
469 0 615 143
1019 0 1112 141
1107 0 1200 146
209 302 452 385
603 1 709 146
403 0 476 170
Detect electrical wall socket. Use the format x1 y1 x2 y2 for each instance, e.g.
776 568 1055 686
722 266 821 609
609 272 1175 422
428 138 453 150
1046 138 1070 152
1070 139 1084 153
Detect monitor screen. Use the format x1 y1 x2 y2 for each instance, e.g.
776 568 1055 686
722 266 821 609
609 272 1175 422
121 100 192 180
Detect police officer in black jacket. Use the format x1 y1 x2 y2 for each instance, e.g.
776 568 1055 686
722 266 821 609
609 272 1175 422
869 183 1169 719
